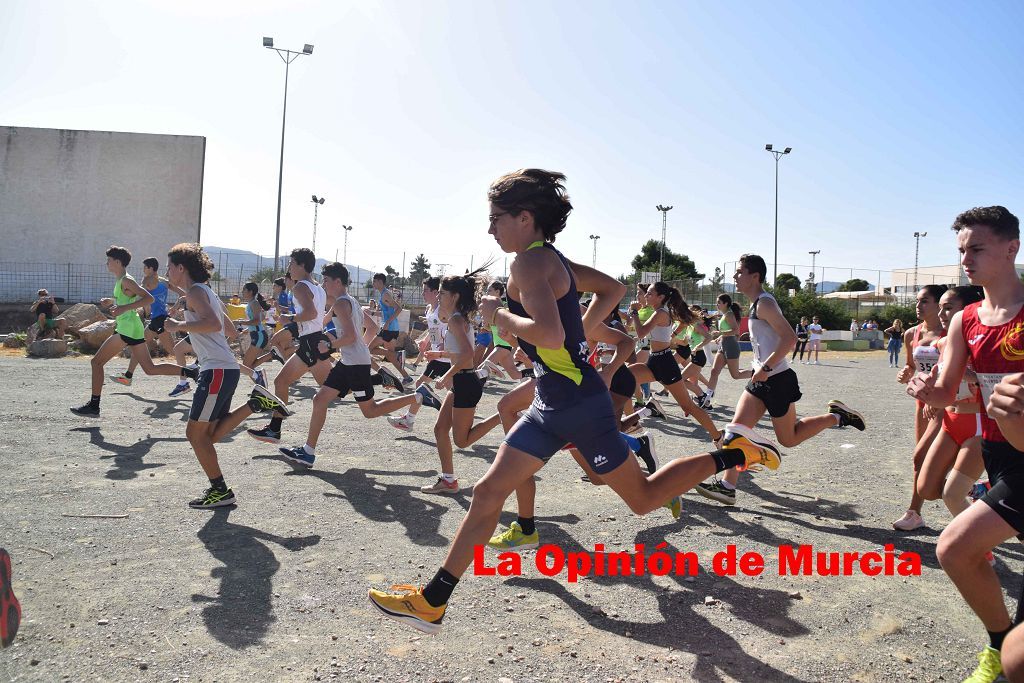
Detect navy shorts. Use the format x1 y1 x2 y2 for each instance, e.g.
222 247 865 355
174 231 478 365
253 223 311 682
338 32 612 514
249 329 269 350
148 314 167 334
505 391 629 475
475 331 492 347
190 368 240 422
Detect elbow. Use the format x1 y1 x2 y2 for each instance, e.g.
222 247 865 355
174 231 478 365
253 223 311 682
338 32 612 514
611 281 627 300
539 330 566 349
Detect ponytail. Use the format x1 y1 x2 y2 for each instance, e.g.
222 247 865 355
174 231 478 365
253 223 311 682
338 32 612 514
730 302 742 322
651 281 693 324
256 292 271 311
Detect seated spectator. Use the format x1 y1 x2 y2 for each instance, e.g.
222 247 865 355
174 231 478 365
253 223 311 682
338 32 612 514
30 289 67 338
849 318 860 333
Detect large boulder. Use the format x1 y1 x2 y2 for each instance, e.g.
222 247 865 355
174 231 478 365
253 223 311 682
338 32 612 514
28 338 68 358
3 335 26 348
58 303 108 333
77 319 117 350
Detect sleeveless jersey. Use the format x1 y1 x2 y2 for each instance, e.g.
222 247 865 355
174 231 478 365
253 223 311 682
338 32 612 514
911 324 943 373
648 307 673 343
148 280 168 319
245 300 266 332
186 284 237 371
377 288 400 332
293 279 327 337
333 293 372 366
962 301 1024 442
114 276 145 339
748 292 789 377
425 304 450 363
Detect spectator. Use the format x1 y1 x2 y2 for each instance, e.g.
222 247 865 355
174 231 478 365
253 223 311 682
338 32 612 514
850 318 860 333
884 319 904 367
30 289 67 339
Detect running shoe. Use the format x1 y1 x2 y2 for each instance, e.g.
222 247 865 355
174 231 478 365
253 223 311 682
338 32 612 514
656 389 669 397
70 403 100 418
721 423 782 471
417 384 443 411
420 477 460 495
1 548 21 649
481 360 506 379
663 496 682 519
970 479 992 502
828 400 866 431
645 397 668 420
253 369 268 388
247 426 281 444
963 646 1002 683
402 376 415 387
110 373 132 386
696 479 737 506
280 445 315 468
387 414 415 432
188 487 236 509
368 584 445 635
169 382 192 397
892 509 925 531
247 385 293 416
270 347 286 364
487 521 540 550
377 366 404 392
635 434 659 475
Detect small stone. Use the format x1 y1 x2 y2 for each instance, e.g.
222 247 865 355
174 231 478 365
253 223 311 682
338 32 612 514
788 591 803 600
31 659 40 666
486 658 495 664
704 596 718 606
139 663 149 670
684 576 695 583
97 619 109 626
532 639 542 646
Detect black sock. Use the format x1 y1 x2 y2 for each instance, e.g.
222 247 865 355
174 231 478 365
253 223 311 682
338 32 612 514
124 370 133 379
710 448 745 473
209 475 227 492
89 394 101 408
989 627 1011 651
422 568 459 607
517 516 536 536
269 416 283 431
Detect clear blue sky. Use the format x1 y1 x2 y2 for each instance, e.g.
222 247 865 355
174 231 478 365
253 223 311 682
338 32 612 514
4 0 1022 283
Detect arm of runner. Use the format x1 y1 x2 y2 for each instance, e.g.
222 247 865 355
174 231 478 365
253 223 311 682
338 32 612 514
691 322 712 353
566 260 627 334
165 284 219 334
988 372 1024 450
629 308 670 340
485 252 565 350
114 277 154 315
590 323 634 382
897 327 916 384
749 297 797 382
436 314 474 388
324 298 357 351
907 312 966 407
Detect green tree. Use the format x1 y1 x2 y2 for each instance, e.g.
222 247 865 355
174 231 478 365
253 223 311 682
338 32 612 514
710 267 725 291
409 254 431 286
249 267 279 283
630 240 704 281
774 272 802 292
837 278 870 292
384 265 400 283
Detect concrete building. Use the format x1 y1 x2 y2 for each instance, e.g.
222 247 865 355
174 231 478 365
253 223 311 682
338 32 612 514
0 125 205 302
890 264 1024 295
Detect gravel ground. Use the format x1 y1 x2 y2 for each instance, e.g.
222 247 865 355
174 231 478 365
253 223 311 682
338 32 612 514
1 349 1021 682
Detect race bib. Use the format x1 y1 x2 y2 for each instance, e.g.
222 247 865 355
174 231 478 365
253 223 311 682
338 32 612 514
976 372 1012 407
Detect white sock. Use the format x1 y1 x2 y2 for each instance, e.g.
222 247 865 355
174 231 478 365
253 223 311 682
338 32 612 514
415 392 423 405
720 479 736 490
177 378 188 386
303 444 315 455
441 473 456 483
834 413 842 426
404 412 415 422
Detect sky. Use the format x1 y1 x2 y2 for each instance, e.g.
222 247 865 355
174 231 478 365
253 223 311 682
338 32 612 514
3 0 1023 284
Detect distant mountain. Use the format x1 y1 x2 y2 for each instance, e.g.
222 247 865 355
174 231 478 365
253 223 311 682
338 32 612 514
204 246 377 286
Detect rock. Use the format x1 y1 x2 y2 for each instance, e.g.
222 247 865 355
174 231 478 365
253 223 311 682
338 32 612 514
25 325 41 346
97 619 109 626
3 335 26 349
704 596 719 606
58 303 108 333
28 338 68 358
77 320 117 350
788 591 803 600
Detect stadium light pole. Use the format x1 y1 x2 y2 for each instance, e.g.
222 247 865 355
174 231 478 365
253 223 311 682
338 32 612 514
808 250 820 295
655 205 673 279
913 231 927 294
310 195 325 253
342 225 353 264
765 144 792 284
589 234 600 268
264 37 314 273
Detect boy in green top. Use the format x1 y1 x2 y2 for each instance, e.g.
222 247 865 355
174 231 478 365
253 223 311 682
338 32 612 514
71 245 195 417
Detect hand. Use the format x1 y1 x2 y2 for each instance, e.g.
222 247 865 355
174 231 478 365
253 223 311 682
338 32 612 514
478 295 501 325
922 403 939 421
896 365 913 384
424 350 441 361
318 339 332 355
987 373 1024 419
165 319 181 332
751 368 769 383
629 301 641 312
418 338 429 352
513 348 528 364
436 375 453 391
906 367 937 400
99 297 114 310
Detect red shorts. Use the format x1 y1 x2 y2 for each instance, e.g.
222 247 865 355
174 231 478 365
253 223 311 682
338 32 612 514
941 410 981 447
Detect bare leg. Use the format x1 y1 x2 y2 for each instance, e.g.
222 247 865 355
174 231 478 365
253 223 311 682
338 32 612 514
90 334 127 395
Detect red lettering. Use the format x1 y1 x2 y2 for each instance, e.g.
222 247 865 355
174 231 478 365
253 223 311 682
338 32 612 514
740 552 764 576
496 552 521 577
567 552 592 583
778 545 812 575
473 544 495 576
898 551 922 576
713 545 737 576
860 551 882 576
535 545 563 577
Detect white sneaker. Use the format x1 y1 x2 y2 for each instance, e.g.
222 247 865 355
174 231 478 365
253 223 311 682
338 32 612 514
892 509 925 531
481 360 506 379
387 414 415 432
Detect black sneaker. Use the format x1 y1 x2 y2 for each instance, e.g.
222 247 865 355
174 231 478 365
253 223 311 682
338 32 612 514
696 479 736 506
377 366 405 392
270 347 286 365
188 487 236 509
70 403 100 418
247 385 293 416
181 363 200 380
828 400 866 431
634 434 659 475
645 398 667 420
416 384 443 410
247 426 281 444
279 445 315 468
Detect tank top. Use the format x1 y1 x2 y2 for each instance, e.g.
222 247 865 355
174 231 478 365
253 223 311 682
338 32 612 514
245 300 266 332
961 301 1024 442
636 306 655 324
445 313 469 355
748 292 789 377
719 313 734 333
425 304 449 362
333 293 372 366
911 324 943 373
186 283 237 371
114 276 146 339
649 307 673 344
293 279 327 337
506 241 606 410
148 280 168 319
377 288 400 332
688 324 706 347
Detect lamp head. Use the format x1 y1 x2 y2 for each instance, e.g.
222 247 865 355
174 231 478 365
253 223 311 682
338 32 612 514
765 144 773 151
263 37 274 48
303 44 314 55
784 147 792 154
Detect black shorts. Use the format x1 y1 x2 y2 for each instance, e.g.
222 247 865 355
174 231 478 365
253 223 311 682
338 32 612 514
495 341 514 352
119 333 146 346
249 329 269 350
148 314 167 334
323 362 374 402
453 370 485 409
296 332 333 367
745 368 802 418
284 322 299 338
189 368 240 422
646 349 682 386
423 360 451 380
690 349 707 367
675 345 691 361
609 364 637 398
377 330 400 343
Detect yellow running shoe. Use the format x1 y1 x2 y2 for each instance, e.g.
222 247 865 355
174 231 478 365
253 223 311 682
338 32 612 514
963 646 1002 682
663 495 682 519
487 521 539 550
721 423 782 471
367 584 446 635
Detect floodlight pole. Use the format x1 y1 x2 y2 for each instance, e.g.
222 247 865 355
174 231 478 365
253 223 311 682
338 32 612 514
808 250 820 295
913 231 927 294
342 225 353 265
655 205 673 280
765 144 792 285
589 234 600 268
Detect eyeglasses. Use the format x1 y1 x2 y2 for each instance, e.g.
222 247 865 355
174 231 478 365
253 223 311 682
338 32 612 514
488 212 509 225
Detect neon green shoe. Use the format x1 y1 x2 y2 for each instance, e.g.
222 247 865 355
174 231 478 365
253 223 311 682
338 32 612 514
963 646 1002 682
663 496 682 519
487 521 539 550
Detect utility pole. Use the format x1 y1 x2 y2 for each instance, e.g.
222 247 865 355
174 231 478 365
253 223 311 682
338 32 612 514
808 250 821 295
342 225 353 264
655 205 673 279
765 144 793 284
913 231 928 294
310 195 325 253
589 234 600 268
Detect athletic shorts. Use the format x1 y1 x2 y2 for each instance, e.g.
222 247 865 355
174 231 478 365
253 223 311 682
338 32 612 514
323 362 374 402
683 349 707 367
676 345 691 361
720 335 741 360
475 331 492 347
423 359 451 380
980 439 1024 534
941 410 981 448
745 368 802 418
505 390 629 475
377 330 399 343
148 314 167 334
296 331 333 367
646 348 682 386
609 364 637 398
119 334 146 346
249 329 269 350
43 318 59 330
284 322 299 338
189 368 240 422
453 370 485 409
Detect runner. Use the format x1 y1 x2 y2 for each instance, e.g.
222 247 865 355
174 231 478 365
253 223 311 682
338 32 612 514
367 273 413 385
387 277 448 432
71 246 192 417
480 281 524 381
237 282 272 388
908 205 1022 682
369 169 781 634
675 305 714 409
116 257 186 388
894 283 948 531
162 242 290 508
703 294 754 407
696 254 866 507
277 263 433 468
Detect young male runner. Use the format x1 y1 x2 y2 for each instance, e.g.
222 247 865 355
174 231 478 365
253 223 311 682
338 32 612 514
367 273 414 385
696 254 866 506
388 277 447 432
909 206 1023 682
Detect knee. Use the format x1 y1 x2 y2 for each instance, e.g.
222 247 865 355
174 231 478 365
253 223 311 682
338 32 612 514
453 432 470 449
935 528 967 572
776 433 800 448
469 477 507 509
433 421 449 441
